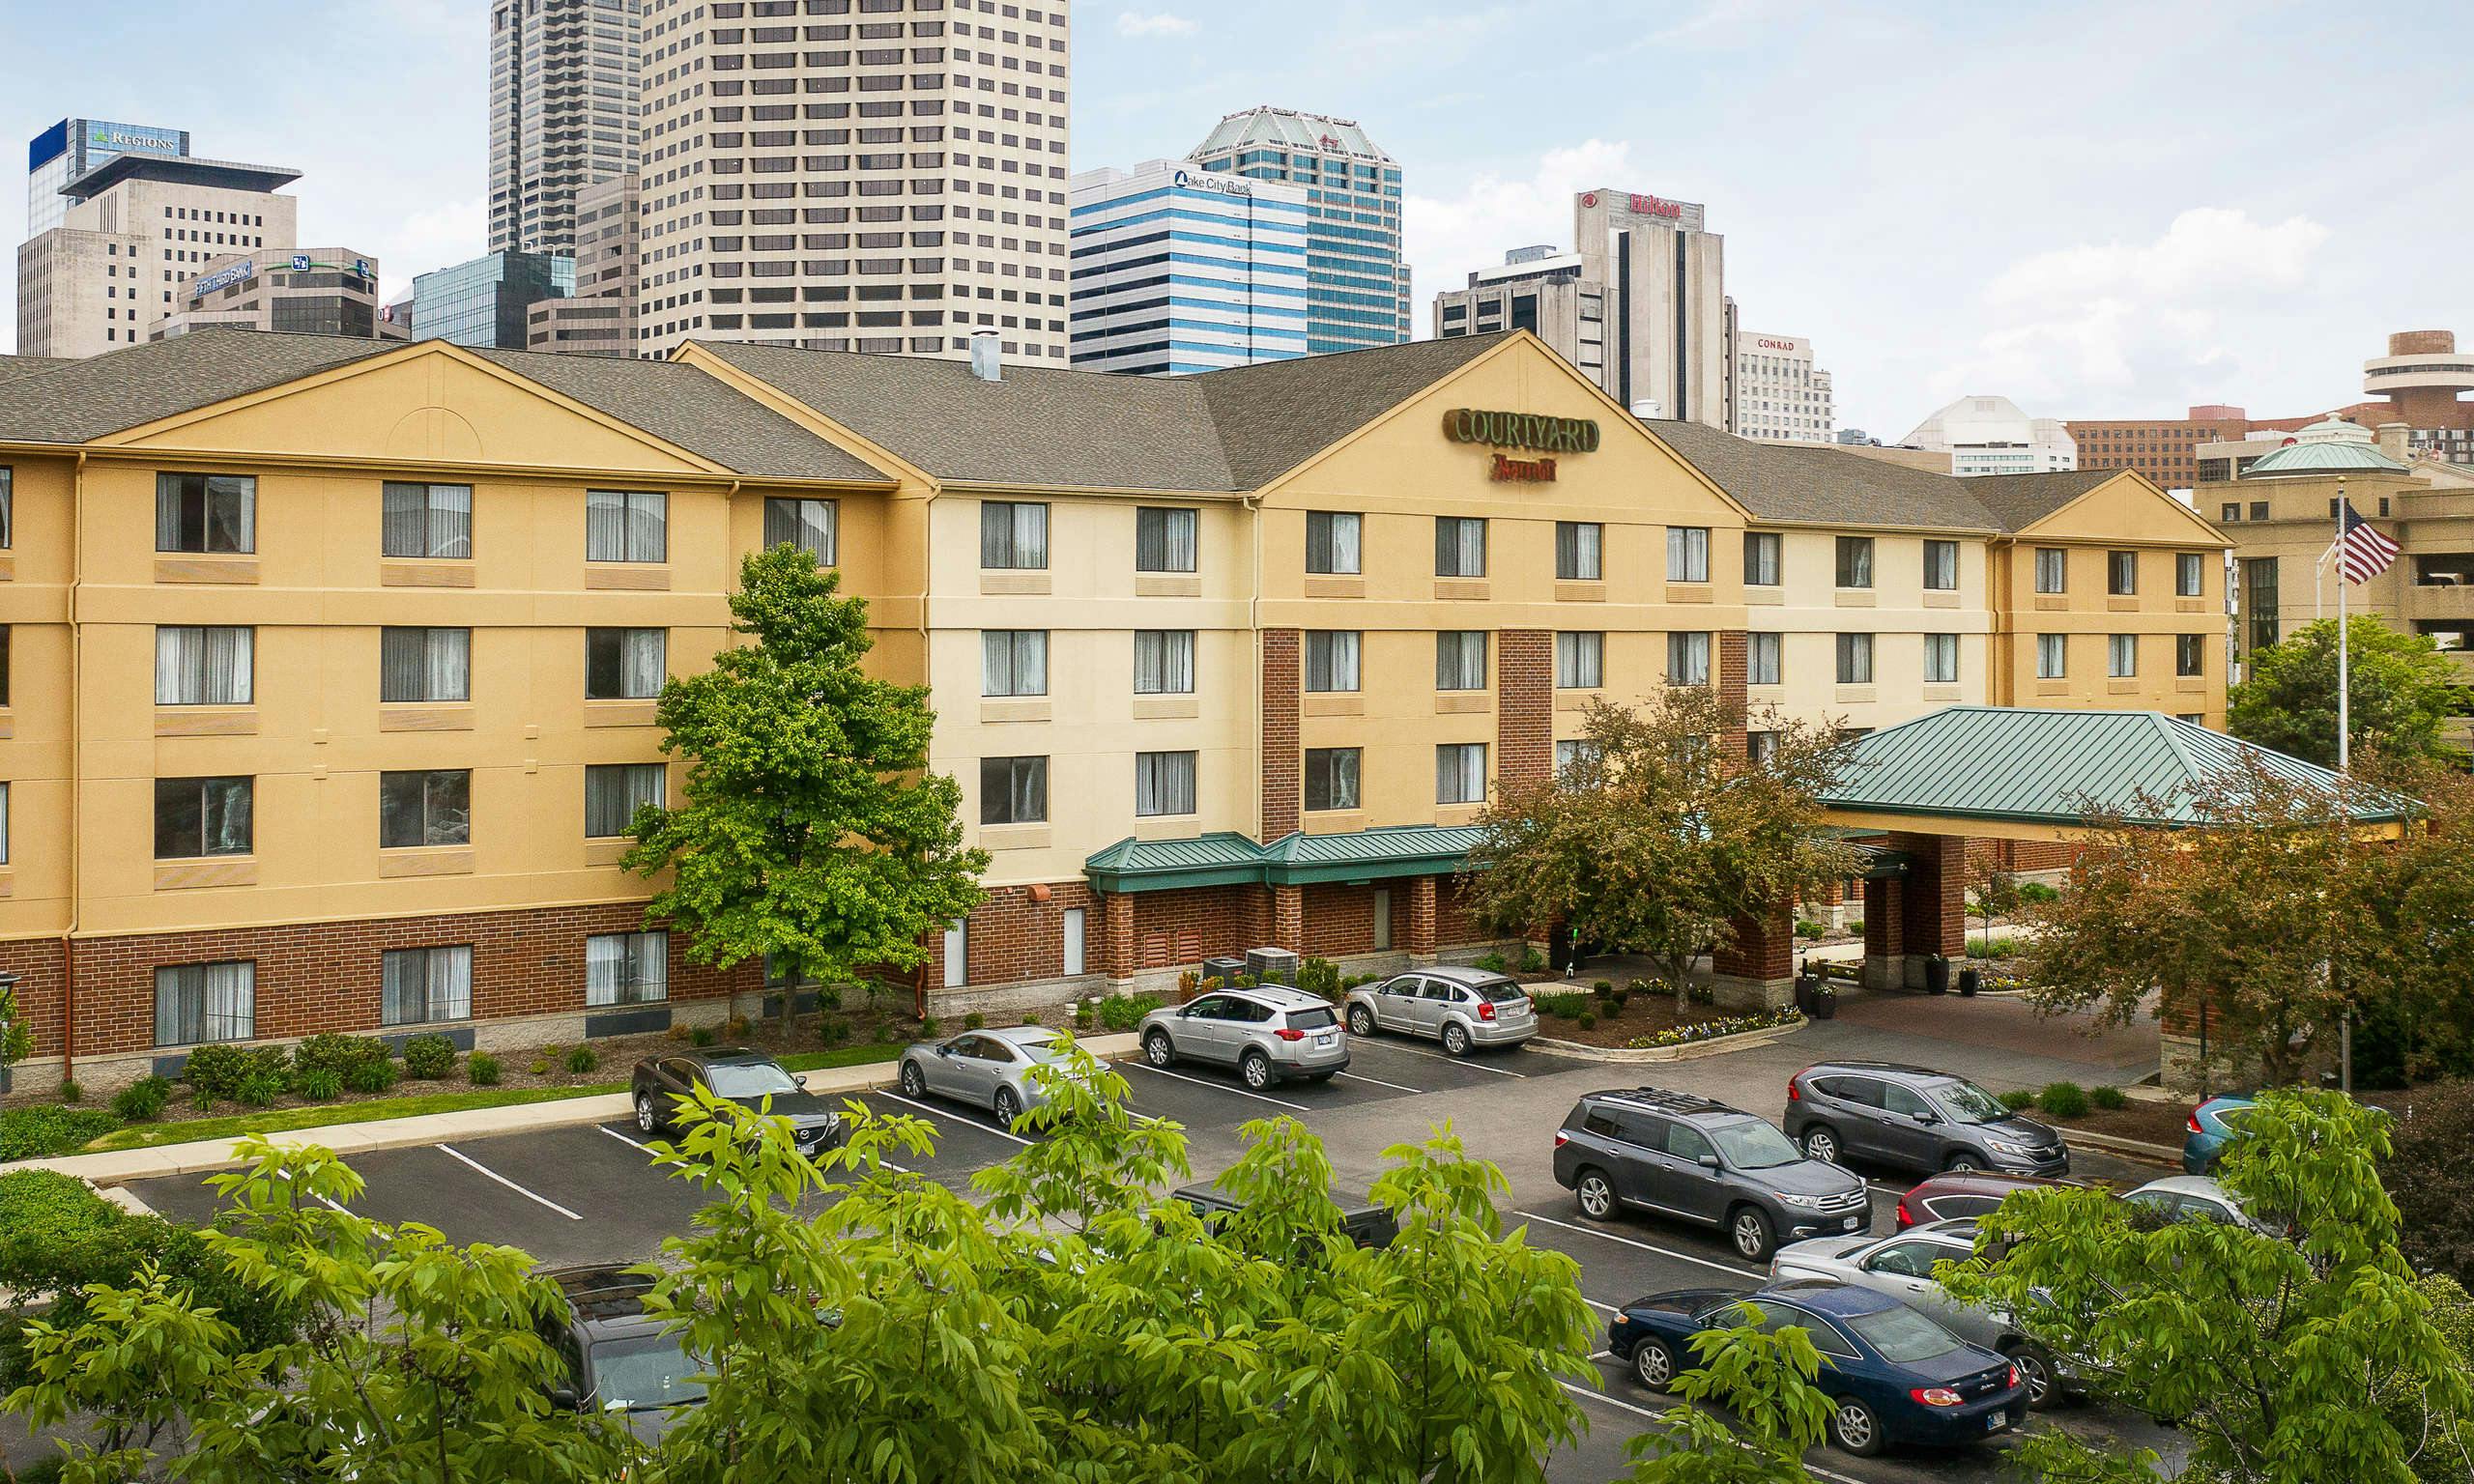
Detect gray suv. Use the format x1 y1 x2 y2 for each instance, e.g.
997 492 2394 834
1137 985 1349 1090
1344 964 1536 1054
1553 1087 1870 1261
1785 1061 2069 1178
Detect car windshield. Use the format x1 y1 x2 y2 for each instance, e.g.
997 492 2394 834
1288 1007 1338 1031
1845 1305 1966 1365
1475 979 1527 1003
1707 1117 1802 1171
1930 1079 2012 1125
590 1333 708 1412
704 1061 799 1099
1016 1032 1072 1064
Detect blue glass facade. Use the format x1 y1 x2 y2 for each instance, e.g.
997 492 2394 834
409 250 576 349
1188 113 1406 356
1069 162 1312 376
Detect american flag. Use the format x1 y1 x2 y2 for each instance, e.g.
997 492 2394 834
2331 500 2402 584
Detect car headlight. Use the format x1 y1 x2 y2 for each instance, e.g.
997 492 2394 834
1774 1192 1828 1210
1985 1137 2037 1157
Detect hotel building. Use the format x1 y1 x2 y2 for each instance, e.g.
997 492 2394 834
1066 158 1309 375
1189 107 1406 355
1731 331 1834 443
0 328 2224 1090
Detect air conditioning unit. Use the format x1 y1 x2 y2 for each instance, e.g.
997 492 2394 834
1245 947 1299 985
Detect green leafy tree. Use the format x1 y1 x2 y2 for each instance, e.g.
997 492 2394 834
1941 1089 2474 1484
0 977 34 1081
623 544 988 1009
2229 614 2463 769
1620 1304 1832 1484
2345 767 2474 1085
1466 690 1858 1009
1962 840 2019 950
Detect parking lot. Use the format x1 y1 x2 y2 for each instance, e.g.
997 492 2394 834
121 1004 2181 1484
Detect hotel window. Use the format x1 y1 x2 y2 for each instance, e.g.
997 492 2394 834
1835 633 1874 685
381 482 475 559
2242 556 2280 651
2109 634 2138 677
1746 730 1780 764
1305 511 1361 574
585 930 669 1006
1923 633 1958 684
2034 547 2067 594
1922 539 1958 591
1135 507 1197 573
155 626 254 705
2177 634 2205 677
1556 521 1602 581
586 490 668 562
585 763 665 838
1304 747 1360 812
1555 632 1603 689
156 472 255 554
380 768 472 849
2249 500 2268 522
1134 750 1196 816
155 961 254 1046
1743 531 1781 586
1553 739 1600 776
1305 631 1361 692
979 756 1047 824
982 630 1048 697
1435 517 1486 577
2037 634 2067 679
1667 631 1712 686
1435 631 1487 691
763 496 838 563
382 946 473 1026
0 467 12 548
1435 742 1487 805
2108 551 2138 595
1666 526 1710 583
980 499 1048 569
2176 552 2204 597
584 628 664 700
1833 535 1873 588
1747 632 1781 686
1133 629 1194 694
156 776 252 858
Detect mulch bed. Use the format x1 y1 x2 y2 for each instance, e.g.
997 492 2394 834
2034 1099 2191 1148
1511 978 1774 1048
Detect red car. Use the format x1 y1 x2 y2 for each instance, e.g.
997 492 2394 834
1895 1170 2077 1229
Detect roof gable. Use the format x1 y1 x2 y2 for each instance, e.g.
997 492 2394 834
0 331 390 445
1995 471 2231 547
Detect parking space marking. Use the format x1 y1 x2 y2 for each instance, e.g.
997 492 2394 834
1120 1060 1309 1113
1560 1380 1874 1484
435 1144 583 1221
1362 1040 1527 1077
599 1125 654 1156
1333 1069 1425 1095
877 1090 1034 1147
1518 1210 1766 1280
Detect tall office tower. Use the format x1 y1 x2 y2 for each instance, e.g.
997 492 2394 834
529 173 642 356
630 0 1073 363
1067 159 1309 374
411 250 576 347
24 119 189 239
1189 106 1405 355
489 0 644 255
1574 187 1727 428
1730 331 1836 443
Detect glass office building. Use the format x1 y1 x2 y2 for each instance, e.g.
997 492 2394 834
1189 107 1407 355
1068 159 1309 376
24 118 188 238
410 250 575 349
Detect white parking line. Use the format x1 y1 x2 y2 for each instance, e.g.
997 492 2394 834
1583 1298 1620 1316
1518 1210 1766 1280
877 1090 1035 1147
599 1125 653 1155
1121 1060 1310 1113
1362 1040 1527 1077
1333 1069 1425 1095
1560 1381 1875 1484
435 1144 582 1221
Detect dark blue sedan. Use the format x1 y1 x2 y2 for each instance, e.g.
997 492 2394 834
1607 1278 2028 1457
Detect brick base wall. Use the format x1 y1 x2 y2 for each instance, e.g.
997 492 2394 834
1131 884 1270 972
1301 882 1377 958
930 879 1097 989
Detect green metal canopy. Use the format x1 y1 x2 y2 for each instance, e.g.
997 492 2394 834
1084 824 1487 894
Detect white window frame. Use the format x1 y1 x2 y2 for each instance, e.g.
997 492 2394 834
1555 631 1603 690
1435 742 1487 805
1305 630 1361 693
982 630 1049 697
586 930 669 1006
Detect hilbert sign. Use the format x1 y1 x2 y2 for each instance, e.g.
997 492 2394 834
1443 408 1600 483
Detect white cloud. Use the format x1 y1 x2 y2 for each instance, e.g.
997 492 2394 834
1115 11 1197 37
1403 139 1638 323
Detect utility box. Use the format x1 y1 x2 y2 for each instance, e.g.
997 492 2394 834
1245 947 1300 985
1201 955 1247 986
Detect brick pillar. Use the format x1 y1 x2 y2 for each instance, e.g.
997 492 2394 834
1100 891 1136 987
1863 876 1904 990
1405 874 1439 961
1261 629 1301 842
1711 903 1796 1009
1892 832 1966 987
1271 883 1304 954
1717 629 1750 760
1497 630 1553 788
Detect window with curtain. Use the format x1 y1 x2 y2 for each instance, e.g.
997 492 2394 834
1553 739 1600 776
1922 539 1958 591
380 627 472 703
155 776 252 858
585 763 665 837
1555 631 1603 689
1435 631 1486 690
1304 748 1360 812
155 626 254 705
1835 633 1874 685
2034 547 2067 594
0 782 10 864
1306 511 1362 575
1435 742 1486 805
155 472 255 554
2176 552 2204 597
1667 631 1711 686
154 960 254 1046
2177 634 2204 676
2037 633 2067 679
1923 633 1958 684
1833 535 1874 588
382 946 473 1025
1135 507 1197 573
1746 731 1780 764
1434 517 1486 577
1556 521 1602 581
763 497 838 563
980 500 1048 568
585 489 668 562
1748 632 1781 686
585 628 665 699
380 769 472 848
1134 751 1195 816
1743 531 1781 586
2108 550 2138 595
1305 630 1361 692
982 630 1048 697
979 756 1047 824
1132 630 1194 694
381 482 474 559
0 467 12 549
2109 634 2138 677
585 930 668 1006
1666 526 1710 583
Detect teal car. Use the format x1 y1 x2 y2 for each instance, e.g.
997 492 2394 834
2181 1096 2256 1175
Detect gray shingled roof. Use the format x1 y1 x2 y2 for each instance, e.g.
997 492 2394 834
1644 417 2124 533
1962 470 2124 531
0 356 69 386
0 330 390 444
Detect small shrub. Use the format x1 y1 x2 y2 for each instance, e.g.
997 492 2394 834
1075 1005 1095 1030
918 1017 940 1040
1847 919 1865 936
1686 984 1717 1007
467 1052 503 1085
1517 947 1547 974
1626 979 1653 996
344 1059 399 1096
0 1106 120 1160
2088 1085 2127 1111
690 1026 718 1048
1795 919 1825 940
875 1022 902 1043
1592 980 1614 995
541 1043 563 1058
1998 1088 2037 1112
2017 881 2060 904
292 1068 344 1102
291 1033 391 1086
964 1012 987 1031
1096 994 1165 1033
1297 956 1340 996
110 1076 172 1123
527 1058 552 1076
1177 970 1199 993
1198 976 1223 992
1473 954 1509 975
1608 991 1629 1013
1534 991 1589 1019
1021 1011 1042 1026
725 1014 753 1039
1575 1013 1597 1031
2037 1081 2088 1119
665 1023 694 1042
820 1018 851 1046
1233 974 1257 988
180 1042 254 1102
564 1046 599 1075
56 1079 82 1104
400 1034 457 1080
237 1070 286 1107
1965 936 2021 959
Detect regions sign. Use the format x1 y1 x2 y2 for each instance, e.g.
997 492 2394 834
1442 408 1600 454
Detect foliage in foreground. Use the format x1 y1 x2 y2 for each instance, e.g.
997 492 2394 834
1619 1307 1830 1484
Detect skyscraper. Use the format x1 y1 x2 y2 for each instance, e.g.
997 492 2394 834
24 119 189 239
1067 159 1308 375
411 250 575 348
1574 188 1726 427
1189 106 1405 355
630 0 1073 364
489 0 643 256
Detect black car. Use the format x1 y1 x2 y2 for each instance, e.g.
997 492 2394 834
1785 1061 2068 1177
1171 1181 1400 1251
536 1266 704 1441
629 1047 845 1156
1553 1087 1870 1261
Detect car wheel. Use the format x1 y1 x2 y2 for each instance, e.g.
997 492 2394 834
1240 1051 1273 1090
1801 1126 1842 1164
1574 1169 1616 1220
2011 1344 2060 1410
634 1090 663 1136
1730 1205 1775 1262
1827 1395 1884 1457
899 1060 926 1099
1347 1004 1376 1037
993 1086 1021 1127
1946 1151 1986 1173
1143 1030 1176 1068
1441 1022 1472 1057
1630 1335 1678 1392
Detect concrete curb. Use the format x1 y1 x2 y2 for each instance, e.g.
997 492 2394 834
6 1033 1145 1188
1527 1019 1807 1064
2054 1127 2182 1165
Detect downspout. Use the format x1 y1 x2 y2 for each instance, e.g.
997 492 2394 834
62 451 86 1083
916 477 939 1020
1245 491 1264 839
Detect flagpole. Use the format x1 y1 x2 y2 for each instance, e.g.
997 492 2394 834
2337 475 2349 776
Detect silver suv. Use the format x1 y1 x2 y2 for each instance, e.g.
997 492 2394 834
1136 985 1349 1090
1344 965 1535 1055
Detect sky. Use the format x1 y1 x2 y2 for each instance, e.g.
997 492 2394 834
2 0 2468 438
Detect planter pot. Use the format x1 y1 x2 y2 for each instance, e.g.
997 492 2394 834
1808 986 1837 1020
1958 967 1982 997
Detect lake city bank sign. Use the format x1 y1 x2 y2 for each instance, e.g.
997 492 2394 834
1443 407 1600 483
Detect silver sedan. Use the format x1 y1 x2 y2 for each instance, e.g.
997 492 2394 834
896 1025 1080 1126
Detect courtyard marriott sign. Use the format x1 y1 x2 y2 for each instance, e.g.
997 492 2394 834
1443 407 1600 483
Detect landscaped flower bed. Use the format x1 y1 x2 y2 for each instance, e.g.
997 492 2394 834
1624 1004 1804 1050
